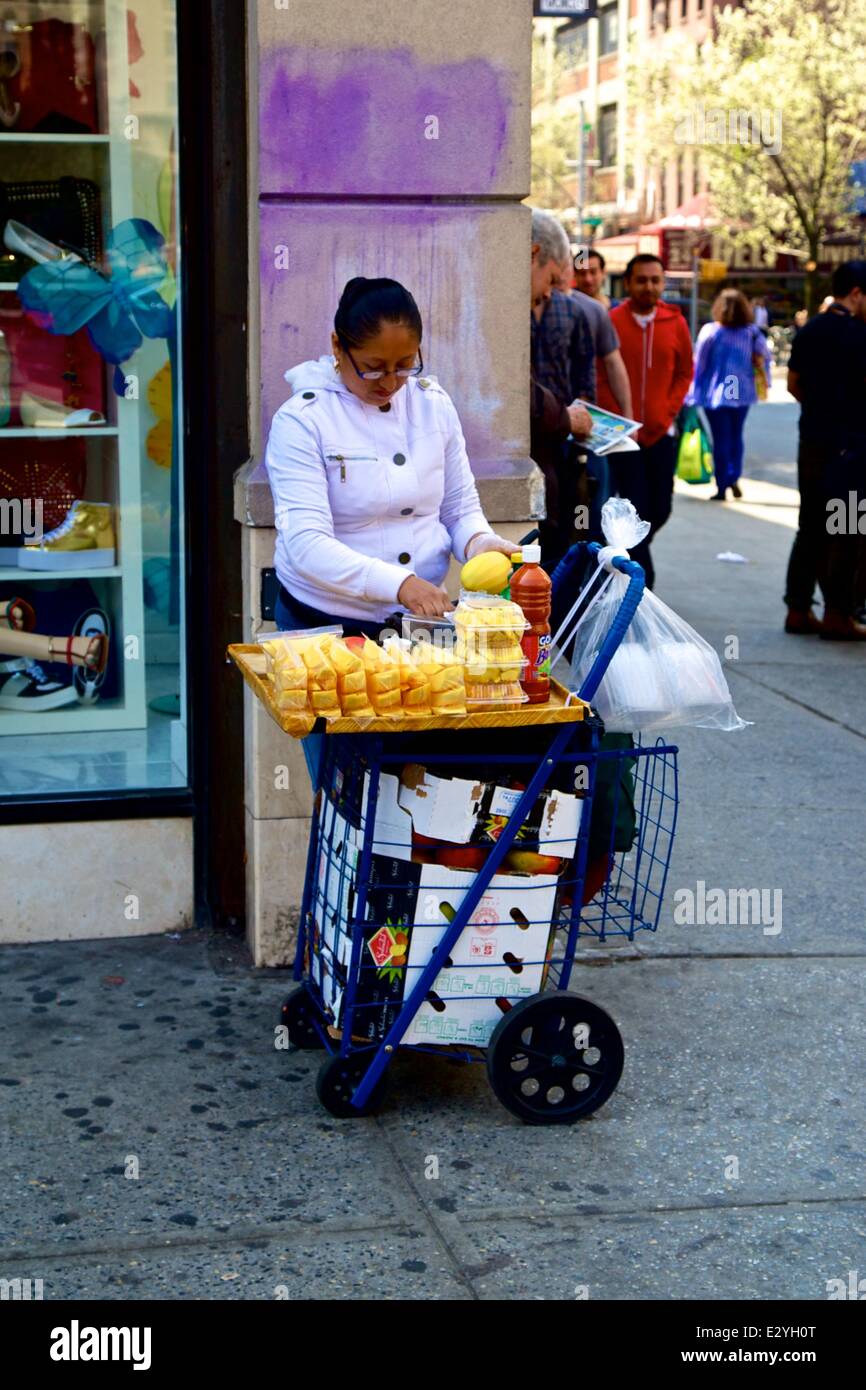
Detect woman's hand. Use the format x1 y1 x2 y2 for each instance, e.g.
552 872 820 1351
464 532 517 561
398 574 454 618
567 403 593 439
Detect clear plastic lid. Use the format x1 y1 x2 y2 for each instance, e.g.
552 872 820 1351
455 591 529 631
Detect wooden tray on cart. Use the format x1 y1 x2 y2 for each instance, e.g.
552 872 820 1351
228 643 590 736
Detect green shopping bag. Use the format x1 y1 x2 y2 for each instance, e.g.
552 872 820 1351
676 406 713 484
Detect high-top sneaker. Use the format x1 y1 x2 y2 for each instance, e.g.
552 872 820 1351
17 500 115 570
0 657 77 710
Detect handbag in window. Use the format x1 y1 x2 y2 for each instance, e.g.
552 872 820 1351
0 176 102 280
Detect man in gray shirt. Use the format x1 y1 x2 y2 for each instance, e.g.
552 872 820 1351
557 258 633 418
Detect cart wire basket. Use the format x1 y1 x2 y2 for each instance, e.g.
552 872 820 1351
277 542 679 1123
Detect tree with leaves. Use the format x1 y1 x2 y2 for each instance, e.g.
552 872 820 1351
628 0 866 309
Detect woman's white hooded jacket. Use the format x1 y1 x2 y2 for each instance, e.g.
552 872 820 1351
264 355 492 621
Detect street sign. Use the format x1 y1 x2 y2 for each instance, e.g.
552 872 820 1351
583 215 603 227
533 1 598 18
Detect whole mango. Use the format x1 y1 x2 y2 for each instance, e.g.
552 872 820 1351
460 552 512 594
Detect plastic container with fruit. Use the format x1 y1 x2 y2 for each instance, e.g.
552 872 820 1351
454 593 527 669
464 680 528 711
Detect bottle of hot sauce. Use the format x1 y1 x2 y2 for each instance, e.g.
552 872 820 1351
510 544 552 704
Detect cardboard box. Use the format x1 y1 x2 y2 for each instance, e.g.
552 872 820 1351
323 772 561 1045
398 764 581 854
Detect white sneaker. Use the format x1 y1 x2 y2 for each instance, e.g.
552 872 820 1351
0 659 77 711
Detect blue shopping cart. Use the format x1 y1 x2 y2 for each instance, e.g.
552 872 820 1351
276 542 679 1123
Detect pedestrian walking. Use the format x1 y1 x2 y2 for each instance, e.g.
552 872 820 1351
530 217 595 408
784 259 866 640
687 288 772 501
551 255 631 543
574 247 611 309
564 257 633 419
752 295 770 335
596 254 693 588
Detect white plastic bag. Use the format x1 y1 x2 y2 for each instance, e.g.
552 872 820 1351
554 498 746 733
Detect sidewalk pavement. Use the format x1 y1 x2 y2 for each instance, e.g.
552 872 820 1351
2 482 864 1302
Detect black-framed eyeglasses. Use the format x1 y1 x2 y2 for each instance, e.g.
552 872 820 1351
341 342 424 382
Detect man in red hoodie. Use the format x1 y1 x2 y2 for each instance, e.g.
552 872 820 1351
598 254 693 587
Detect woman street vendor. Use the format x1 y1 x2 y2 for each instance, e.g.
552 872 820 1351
264 277 515 637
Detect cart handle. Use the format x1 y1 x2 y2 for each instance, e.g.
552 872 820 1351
549 541 645 703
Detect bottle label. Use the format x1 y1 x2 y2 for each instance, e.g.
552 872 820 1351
521 631 551 685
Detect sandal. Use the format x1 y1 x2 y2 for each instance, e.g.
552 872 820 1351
0 597 36 632
46 633 109 672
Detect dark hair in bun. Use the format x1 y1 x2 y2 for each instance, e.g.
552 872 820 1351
334 277 423 349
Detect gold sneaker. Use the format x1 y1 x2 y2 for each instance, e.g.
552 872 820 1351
18 500 116 570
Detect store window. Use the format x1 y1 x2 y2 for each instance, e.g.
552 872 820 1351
598 103 618 168
598 3 619 55
0 0 187 797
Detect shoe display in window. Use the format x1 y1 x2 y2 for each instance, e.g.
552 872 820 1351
0 596 35 631
2 217 83 268
19 391 106 428
17 500 116 570
0 657 76 710
71 606 110 704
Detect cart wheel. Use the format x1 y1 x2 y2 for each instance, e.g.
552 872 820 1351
315 1052 388 1118
487 991 624 1125
280 987 325 1050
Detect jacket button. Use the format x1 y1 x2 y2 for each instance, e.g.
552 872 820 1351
398 552 411 564
400 507 413 516
302 391 315 399
393 452 406 465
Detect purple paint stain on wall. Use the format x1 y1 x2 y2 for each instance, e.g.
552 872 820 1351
258 202 522 474
260 47 512 195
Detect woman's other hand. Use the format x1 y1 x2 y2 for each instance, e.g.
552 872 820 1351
397 574 454 617
464 532 517 561
567 403 593 438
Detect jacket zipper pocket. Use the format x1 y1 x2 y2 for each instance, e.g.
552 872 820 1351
324 450 378 483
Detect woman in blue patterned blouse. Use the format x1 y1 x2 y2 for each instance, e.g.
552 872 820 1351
687 289 773 501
